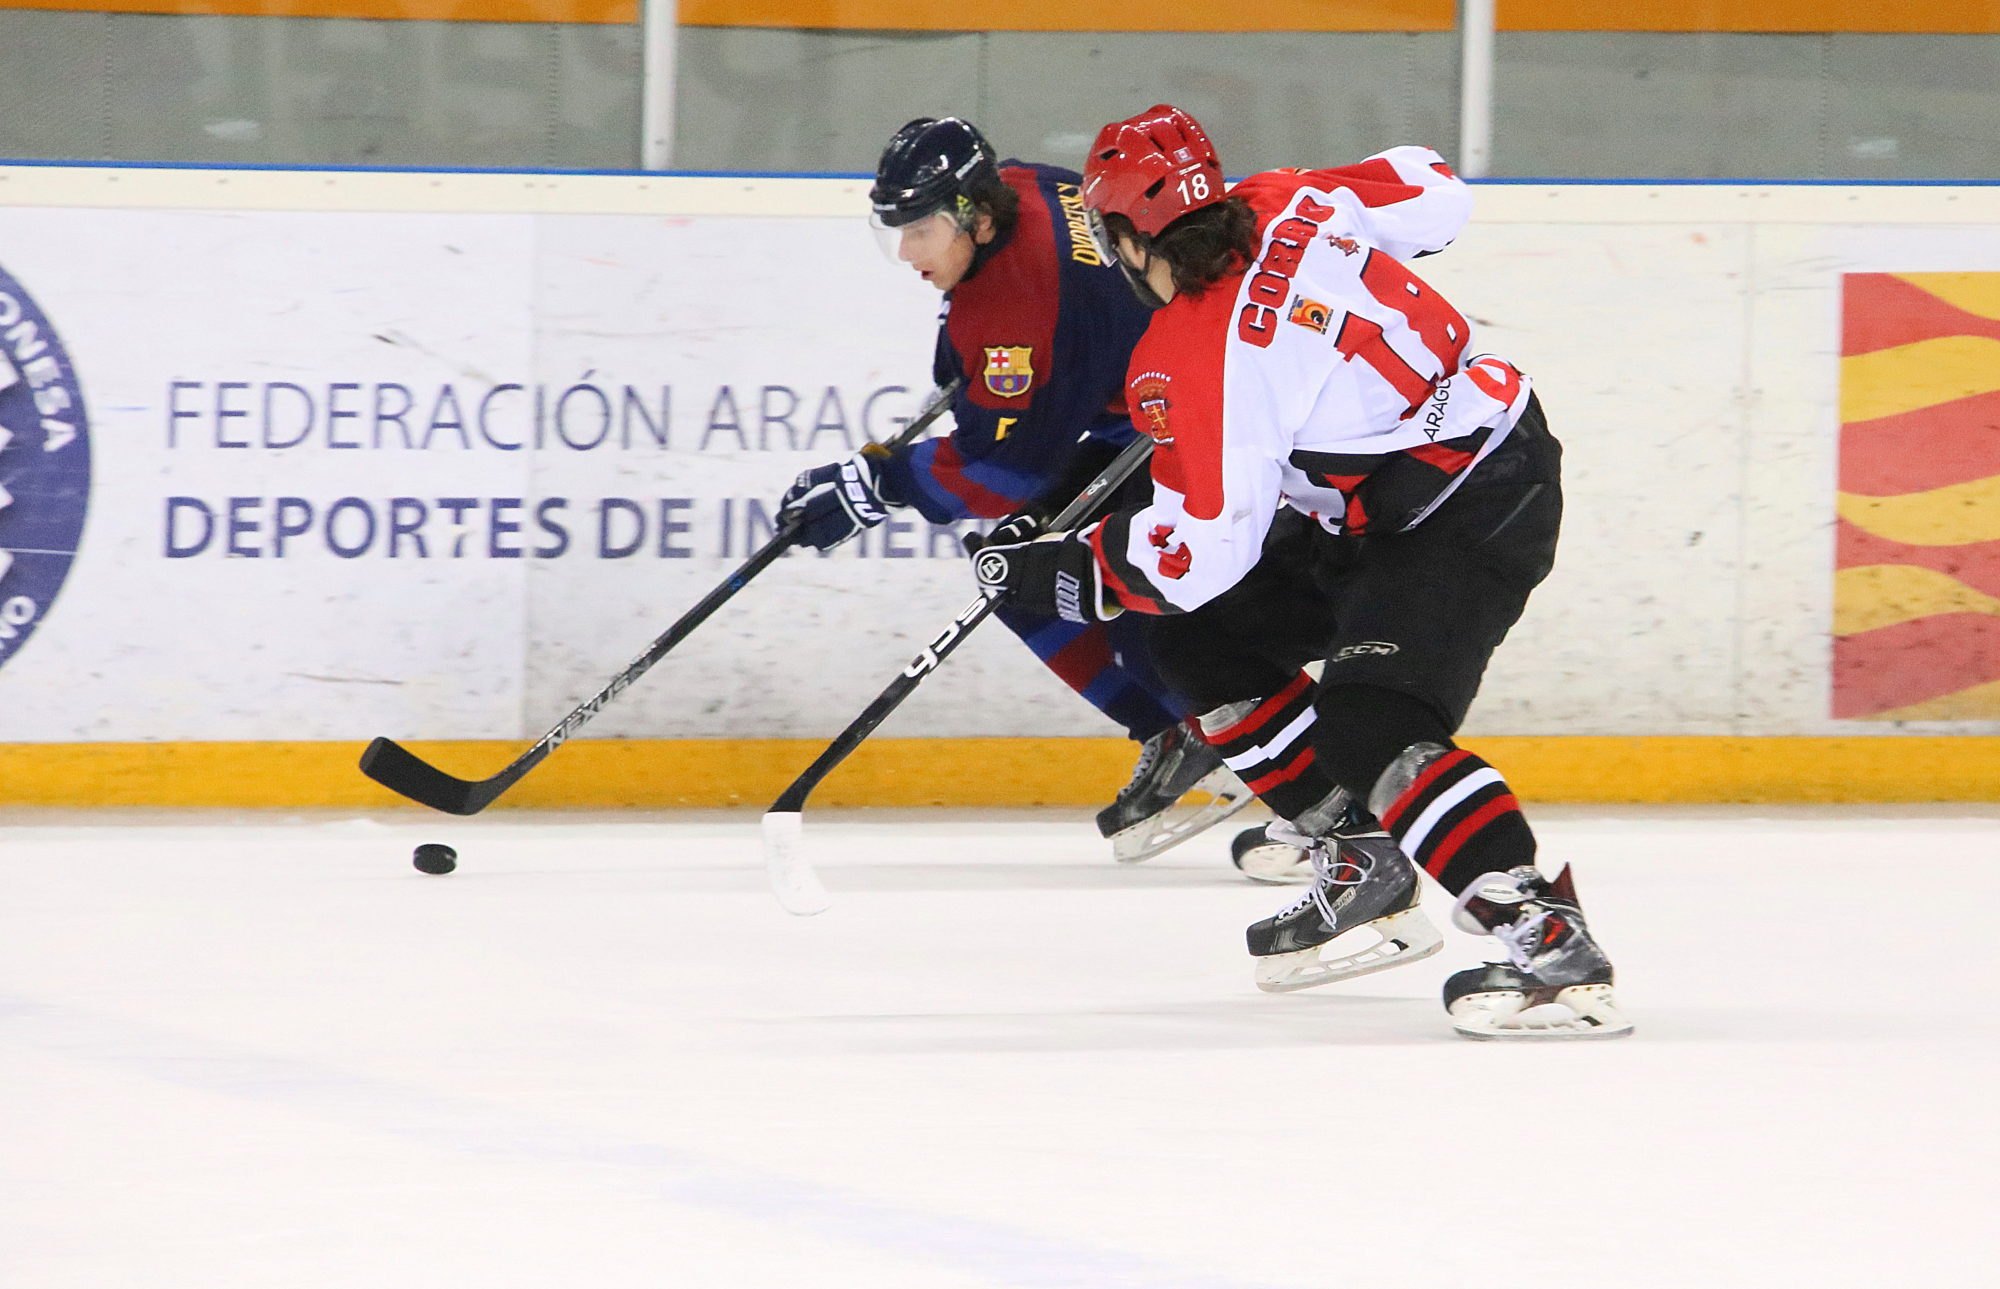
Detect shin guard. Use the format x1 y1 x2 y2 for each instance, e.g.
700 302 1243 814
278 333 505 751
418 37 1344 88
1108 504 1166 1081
1368 744 1537 896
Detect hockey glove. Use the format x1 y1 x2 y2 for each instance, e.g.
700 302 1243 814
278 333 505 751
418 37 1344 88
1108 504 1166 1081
960 511 1042 556
778 447 892 550
970 523 1119 624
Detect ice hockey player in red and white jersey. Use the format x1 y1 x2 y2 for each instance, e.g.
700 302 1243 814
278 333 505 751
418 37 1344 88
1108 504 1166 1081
970 104 1630 1039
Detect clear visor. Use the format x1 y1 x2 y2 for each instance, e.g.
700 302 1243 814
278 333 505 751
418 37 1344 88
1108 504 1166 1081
869 206 970 264
1083 207 1123 267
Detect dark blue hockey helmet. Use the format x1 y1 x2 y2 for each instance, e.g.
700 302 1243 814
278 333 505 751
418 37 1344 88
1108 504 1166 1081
870 117 1000 230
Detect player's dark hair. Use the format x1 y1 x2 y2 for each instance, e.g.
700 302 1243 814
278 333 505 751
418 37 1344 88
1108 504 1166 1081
1101 196 1255 295
1154 197 1257 293
967 168 1021 239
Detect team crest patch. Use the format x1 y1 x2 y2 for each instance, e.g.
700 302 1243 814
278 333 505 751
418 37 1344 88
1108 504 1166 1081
1327 235 1360 256
1288 296 1332 333
1131 369 1173 445
983 346 1034 398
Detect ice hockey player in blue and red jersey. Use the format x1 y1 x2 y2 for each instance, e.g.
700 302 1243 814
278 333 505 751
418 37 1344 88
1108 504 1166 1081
778 116 1248 863
971 104 1631 1039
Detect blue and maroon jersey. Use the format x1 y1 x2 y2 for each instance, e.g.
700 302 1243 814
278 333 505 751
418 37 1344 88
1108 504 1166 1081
877 162 1154 522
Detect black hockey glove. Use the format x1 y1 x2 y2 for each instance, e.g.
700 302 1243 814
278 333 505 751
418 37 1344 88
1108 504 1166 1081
960 511 1041 556
970 523 1119 624
778 446 892 550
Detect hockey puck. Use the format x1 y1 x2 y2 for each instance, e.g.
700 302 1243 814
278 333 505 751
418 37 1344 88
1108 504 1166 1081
412 843 458 876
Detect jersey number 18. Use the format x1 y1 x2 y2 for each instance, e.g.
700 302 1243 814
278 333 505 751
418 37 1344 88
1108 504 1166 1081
1334 251 1470 417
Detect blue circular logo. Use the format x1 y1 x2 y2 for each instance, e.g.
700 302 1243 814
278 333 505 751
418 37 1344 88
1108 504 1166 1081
0 263 92 675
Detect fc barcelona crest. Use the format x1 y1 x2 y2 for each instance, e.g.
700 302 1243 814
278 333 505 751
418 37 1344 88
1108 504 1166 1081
983 345 1034 398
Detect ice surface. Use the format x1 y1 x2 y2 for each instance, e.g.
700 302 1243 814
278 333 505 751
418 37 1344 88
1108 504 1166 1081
2 805 1995 1288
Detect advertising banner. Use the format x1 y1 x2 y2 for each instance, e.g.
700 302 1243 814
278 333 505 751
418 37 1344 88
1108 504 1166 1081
5 172 2000 753
1834 272 2000 721
0 198 1086 742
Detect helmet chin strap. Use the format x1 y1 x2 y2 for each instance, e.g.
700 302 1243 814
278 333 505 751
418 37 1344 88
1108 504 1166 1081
1114 240 1169 310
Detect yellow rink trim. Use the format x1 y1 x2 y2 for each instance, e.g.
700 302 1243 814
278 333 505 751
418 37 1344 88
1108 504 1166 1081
5 736 2000 808
8 0 1997 31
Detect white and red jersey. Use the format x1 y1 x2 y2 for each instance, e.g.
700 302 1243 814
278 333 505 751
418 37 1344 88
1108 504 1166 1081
1090 146 1534 614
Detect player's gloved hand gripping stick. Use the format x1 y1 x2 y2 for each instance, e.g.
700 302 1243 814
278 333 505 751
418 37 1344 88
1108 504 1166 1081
761 432 1156 915
358 379 964 815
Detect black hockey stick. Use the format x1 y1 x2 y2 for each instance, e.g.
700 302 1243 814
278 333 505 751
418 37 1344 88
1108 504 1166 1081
760 431 1156 914
358 379 963 815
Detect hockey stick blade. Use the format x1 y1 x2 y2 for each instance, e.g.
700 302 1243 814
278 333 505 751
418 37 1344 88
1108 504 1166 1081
760 811 830 916
359 735 536 816
756 432 1157 914
356 380 964 816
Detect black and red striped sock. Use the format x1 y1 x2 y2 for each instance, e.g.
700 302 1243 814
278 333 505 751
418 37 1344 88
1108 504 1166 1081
1196 671 1338 821
1375 748 1536 896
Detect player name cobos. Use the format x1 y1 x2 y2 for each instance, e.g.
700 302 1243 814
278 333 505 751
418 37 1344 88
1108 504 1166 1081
1236 195 1339 349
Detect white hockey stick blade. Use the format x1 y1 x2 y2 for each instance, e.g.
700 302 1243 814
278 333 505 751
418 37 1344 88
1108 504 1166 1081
760 811 831 916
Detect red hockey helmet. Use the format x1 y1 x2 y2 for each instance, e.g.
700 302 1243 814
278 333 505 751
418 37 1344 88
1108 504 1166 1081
1080 104 1226 240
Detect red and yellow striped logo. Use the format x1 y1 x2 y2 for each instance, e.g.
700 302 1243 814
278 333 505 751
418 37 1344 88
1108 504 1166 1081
1835 272 2000 719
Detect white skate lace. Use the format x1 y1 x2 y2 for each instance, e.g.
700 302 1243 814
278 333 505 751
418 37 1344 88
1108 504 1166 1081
1449 871 1548 970
1118 730 1165 798
1267 820 1369 924
1489 910 1547 971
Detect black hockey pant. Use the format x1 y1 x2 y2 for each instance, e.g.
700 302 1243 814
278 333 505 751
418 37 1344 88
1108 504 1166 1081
1141 396 1562 881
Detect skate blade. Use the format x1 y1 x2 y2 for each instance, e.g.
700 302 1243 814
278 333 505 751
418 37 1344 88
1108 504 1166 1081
1232 840 1313 885
1254 906 1444 993
1109 768 1253 864
1449 984 1633 1040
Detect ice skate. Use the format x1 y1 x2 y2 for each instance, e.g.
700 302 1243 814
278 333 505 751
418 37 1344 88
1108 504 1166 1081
1229 823 1313 884
1098 721 1251 863
1443 865 1633 1040
1245 809 1442 991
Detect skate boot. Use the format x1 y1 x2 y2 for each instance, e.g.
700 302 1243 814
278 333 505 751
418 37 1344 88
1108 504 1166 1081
1097 720 1251 863
1443 865 1633 1040
1229 823 1312 884
1245 804 1442 992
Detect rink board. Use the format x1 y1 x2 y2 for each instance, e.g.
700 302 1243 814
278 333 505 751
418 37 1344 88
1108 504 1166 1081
3 167 2000 804
4 735 2000 807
